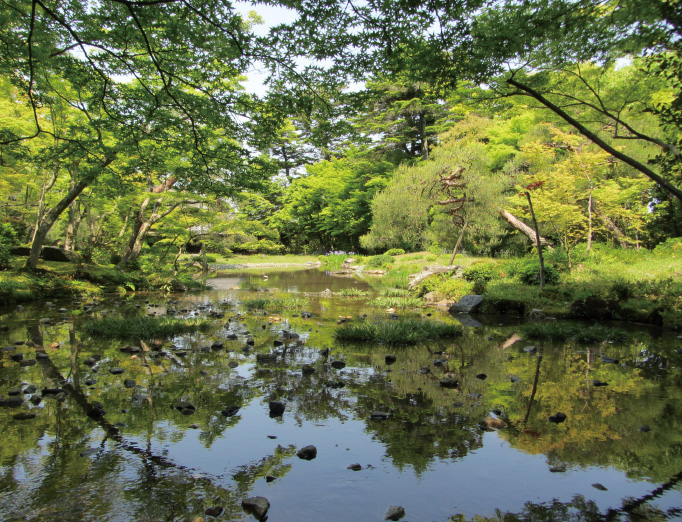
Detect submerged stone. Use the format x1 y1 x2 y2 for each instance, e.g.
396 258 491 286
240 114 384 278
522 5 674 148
242 496 270 520
296 445 317 460
385 506 406 521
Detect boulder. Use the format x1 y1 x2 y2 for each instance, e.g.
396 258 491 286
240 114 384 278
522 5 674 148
449 295 484 314
9 246 31 256
41 246 83 263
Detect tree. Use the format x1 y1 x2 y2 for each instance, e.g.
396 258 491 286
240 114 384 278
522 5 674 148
361 114 507 254
355 76 451 160
0 1 282 269
261 0 682 206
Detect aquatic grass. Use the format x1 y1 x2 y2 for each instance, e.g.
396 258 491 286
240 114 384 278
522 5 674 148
83 316 211 339
334 318 462 345
522 322 628 343
337 288 370 297
242 296 310 311
378 288 411 297
369 296 423 309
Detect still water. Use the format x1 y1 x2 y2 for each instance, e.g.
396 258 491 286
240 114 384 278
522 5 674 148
1 268 681 521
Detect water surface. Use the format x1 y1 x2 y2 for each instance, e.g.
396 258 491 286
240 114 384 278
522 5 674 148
1 268 681 521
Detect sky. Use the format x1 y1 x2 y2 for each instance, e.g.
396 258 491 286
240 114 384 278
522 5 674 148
233 2 300 97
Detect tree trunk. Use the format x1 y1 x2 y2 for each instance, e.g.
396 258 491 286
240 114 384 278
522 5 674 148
26 179 90 270
448 215 469 265
586 193 593 253
118 178 179 268
500 210 554 249
525 191 546 290
31 171 59 244
64 191 81 251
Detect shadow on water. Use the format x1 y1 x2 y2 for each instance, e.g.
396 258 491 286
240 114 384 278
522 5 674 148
1 268 682 521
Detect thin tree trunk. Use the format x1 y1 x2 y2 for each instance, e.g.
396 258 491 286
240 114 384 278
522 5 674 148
26 179 90 270
449 215 469 265
525 191 546 290
31 171 59 244
500 210 554 249
586 193 593 253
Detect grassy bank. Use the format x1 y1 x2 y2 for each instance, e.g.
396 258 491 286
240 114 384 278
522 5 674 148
373 241 682 329
0 258 205 305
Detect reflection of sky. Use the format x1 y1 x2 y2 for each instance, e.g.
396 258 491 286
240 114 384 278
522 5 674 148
152 403 682 521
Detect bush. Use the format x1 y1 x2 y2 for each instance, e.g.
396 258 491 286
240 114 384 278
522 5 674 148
463 263 501 284
0 224 17 270
433 278 474 300
609 278 634 300
367 254 394 269
516 260 560 286
384 248 405 256
0 244 11 270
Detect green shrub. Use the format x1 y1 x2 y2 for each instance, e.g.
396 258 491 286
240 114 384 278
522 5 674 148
463 263 501 284
204 254 218 263
434 278 473 300
0 223 17 270
516 260 560 286
426 254 437 261
0 243 11 270
334 318 462 345
367 254 395 269
609 278 634 300
384 248 405 256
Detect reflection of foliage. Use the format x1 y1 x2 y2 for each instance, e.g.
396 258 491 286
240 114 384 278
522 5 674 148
522 322 628 343
3 294 682 520
468 495 603 522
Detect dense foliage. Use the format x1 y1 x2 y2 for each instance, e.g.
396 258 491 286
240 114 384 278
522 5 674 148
0 0 680 271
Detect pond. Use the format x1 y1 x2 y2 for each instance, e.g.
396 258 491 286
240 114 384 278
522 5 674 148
1 268 681 522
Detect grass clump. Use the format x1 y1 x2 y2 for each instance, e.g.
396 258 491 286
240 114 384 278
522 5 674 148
84 316 211 339
337 288 370 297
242 296 310 311
369 296 423 309
334 318 462 345
378 287 411 297
522 322 628 343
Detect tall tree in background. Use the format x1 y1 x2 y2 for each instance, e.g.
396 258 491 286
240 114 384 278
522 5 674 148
260 0 682 206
